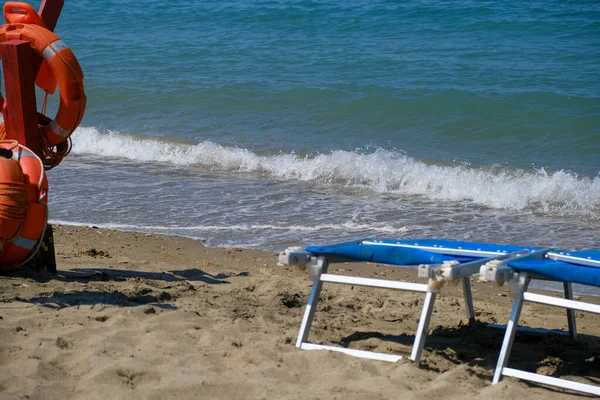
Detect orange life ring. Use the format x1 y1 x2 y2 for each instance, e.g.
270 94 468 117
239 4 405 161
0 141 48 268
3 2 57 94
0 23 86 146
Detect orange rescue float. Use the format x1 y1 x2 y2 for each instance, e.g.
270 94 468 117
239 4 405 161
0 141 48 268
0 22 86 145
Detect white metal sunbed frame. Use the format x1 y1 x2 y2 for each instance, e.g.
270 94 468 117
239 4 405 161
279 242 599 396
279 241 533 363
479 252 600 396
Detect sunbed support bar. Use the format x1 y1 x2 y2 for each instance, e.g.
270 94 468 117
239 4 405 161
362 240 518 258
492 274 529 384
410 291 436 362
295 256 327 347
501 368 600 396
300 343 403 362
320 274 429 292
524 291 600 314
563 282 577 340
462 276 475 320
547 252 600 268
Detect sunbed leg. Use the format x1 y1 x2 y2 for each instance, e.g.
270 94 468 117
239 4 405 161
563 282 578 340
296 258 328 348
462 276 475 321
493 274 529 384
410 291 437 365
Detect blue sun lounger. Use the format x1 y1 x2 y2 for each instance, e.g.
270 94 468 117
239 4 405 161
279 239 600 396
279 238 536 361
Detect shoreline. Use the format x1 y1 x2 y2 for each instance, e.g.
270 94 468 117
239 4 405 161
46 221 600 297
0 224 598 399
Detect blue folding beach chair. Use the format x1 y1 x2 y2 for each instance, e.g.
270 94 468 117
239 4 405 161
279 239 600 396
279 238 535 362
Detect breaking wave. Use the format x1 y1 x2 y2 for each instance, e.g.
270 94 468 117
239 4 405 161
71 127 600 219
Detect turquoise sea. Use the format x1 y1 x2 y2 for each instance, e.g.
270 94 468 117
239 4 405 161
22 1 600 282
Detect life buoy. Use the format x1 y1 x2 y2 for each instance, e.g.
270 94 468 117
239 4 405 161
0 141 48 268
3 2 57 94
0 23 86 146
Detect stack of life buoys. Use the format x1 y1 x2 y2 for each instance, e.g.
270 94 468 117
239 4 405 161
0 140 48 268
0 2 85 269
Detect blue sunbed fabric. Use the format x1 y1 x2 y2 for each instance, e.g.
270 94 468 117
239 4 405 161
305 238 600 286
306 239 521 266
381 239 538 255
305 238 532 266
508 250 600 287
564 250 600 261
306 240 459 266
507 260 600 287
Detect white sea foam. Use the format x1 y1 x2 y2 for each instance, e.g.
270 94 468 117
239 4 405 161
48 219 408 235
72 127 600 218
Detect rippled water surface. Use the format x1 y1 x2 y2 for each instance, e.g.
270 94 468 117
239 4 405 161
20 1 598 294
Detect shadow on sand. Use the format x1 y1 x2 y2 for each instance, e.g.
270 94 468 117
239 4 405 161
332 320 600 391
2 266 246 285
23 289 178 310
2 266 249 310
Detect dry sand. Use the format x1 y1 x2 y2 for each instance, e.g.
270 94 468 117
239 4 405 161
0 225 598 399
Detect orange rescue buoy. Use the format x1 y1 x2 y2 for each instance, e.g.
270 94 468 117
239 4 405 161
0 23 86 146
0 141 48 268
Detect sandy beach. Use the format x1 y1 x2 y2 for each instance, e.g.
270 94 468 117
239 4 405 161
0 225 598 399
